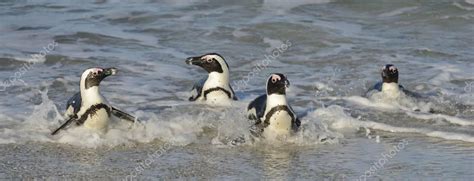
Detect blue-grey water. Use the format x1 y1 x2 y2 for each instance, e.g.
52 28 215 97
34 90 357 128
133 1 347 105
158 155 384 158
0 0 473 180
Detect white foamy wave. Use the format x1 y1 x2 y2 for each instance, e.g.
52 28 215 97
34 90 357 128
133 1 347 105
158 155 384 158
0 90 338 148
0 89 204 148
0 90 61 144
453 2 474 11
379 7 418 17
262 0 330 13
405 112 474 126
330 94 473 125
13 55 46 64
428 64 461 86
311 105 474 143
336 96 399 111
207 99 342 146
328 93 433 113
286 116 343 146
51 115 205 148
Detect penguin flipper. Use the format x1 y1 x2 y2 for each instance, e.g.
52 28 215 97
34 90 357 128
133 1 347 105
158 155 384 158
292 117 301 132
52 92 82 135
66 92 82 115
288 105 301 131
189 78 206 101
247 94 267 121
229 85 238 100
111 107 139 123
365 82 383 97
249 120 267 137
248 95 269 138
51 117 76 135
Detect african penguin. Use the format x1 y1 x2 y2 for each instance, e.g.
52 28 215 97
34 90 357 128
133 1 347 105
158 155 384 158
186 53 237 105
247 73 300 139
51 67 139 135
366 64 419 98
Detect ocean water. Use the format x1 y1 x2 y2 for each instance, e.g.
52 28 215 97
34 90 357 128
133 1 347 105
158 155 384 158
0 0 473 180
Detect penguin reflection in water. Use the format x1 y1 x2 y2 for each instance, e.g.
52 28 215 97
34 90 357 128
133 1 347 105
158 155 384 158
186 53 237 105
247 73 301 139
51 67 139 135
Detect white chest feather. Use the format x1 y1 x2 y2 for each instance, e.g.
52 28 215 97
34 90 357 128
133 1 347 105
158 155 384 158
79 87 110 131
83 108 110 131
201 72 233 104
204 91 232 106
81 87 107 103
263 94 293 137
203 72 229 89
264 94 288 114
381 82 401 98
264 110 292 137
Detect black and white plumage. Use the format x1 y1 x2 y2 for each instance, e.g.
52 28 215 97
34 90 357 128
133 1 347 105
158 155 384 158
186 53 237 105
51 67 138 135
366 64 420 98
247 73 300 138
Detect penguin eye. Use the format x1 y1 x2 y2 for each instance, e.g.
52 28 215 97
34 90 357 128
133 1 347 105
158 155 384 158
271 78 278 83
91 70 102 77
206 58 213 63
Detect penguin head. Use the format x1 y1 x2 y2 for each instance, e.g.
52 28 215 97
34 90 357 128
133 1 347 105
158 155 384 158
81 67 117 89
266 73 290 95
185 53 229 73
381 64 398 83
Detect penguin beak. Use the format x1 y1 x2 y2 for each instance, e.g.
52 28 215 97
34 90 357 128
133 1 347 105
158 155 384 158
186 57 203 66
103 68 117 77
285 79 290 88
